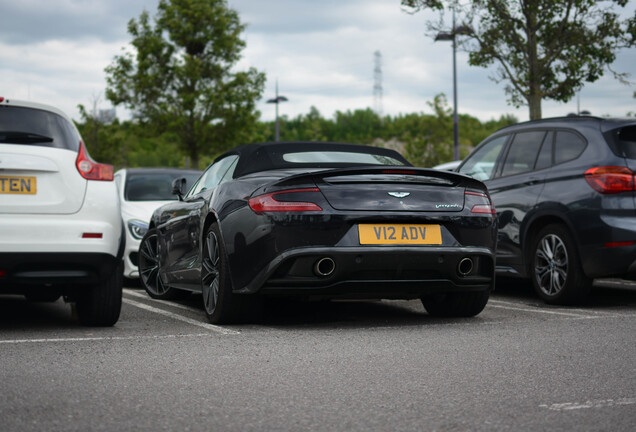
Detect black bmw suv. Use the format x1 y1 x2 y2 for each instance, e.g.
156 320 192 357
457 116 636 304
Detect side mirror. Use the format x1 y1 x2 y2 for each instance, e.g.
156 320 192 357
171 177 187 201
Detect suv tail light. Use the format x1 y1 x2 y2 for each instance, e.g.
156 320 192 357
249 188 323 212
584 166 635 194
76 141 114 181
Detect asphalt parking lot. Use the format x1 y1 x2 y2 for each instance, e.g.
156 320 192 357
1 279 635 432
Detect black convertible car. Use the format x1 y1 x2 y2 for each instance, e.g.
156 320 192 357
138 142 497 323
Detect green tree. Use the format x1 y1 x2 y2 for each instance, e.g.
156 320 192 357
332 108 383 143
105 0 265 168
76 104 125 166
402 0 636 119
123 132 191 168
252 95 517 167
401 94 454 166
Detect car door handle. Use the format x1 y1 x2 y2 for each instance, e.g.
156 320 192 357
524 177 540 186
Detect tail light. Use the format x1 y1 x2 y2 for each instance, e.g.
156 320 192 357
76 141 114 181
249 188 323 212
584 166 635 194
465 190 496 214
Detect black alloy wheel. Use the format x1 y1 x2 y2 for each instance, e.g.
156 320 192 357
530 224 591 305
201 223 260 324
202 227 221 317
201 223 235 323
139 228 188 300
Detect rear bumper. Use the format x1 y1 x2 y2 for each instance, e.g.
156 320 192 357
236 246 495 298
581 244 636 280
0 214 122 257
0 252 121 291
0 179 122 256
259 279 493 301
579 212 636 279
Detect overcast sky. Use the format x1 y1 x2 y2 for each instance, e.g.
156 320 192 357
1 0 634 124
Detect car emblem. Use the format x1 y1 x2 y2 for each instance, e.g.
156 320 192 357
388 192 410 198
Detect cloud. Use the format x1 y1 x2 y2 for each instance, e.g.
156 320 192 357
1 37 123 114
234 0 409 35
0 0 633 124
0 0 156 44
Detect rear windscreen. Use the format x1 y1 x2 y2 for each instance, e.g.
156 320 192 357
282 151 405 166
125 172 201 201
0 106 80 151
605 125 636 159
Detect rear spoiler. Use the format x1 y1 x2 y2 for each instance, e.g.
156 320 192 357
254 166 489 196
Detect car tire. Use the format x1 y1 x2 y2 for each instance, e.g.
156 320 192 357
139 228 190 300
76 260 123 327
421 290 489 317
201 223 259 324
530 224 592 305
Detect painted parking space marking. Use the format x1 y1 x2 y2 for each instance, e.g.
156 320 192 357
0 295 238 345
124 288 202 314
488 299 622 319
540 397 636 411
122 298 240 335
0 333 215 345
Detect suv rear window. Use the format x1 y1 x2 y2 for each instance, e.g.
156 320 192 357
605 125 636 160
0 106 80 151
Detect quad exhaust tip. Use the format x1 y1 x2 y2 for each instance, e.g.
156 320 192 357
457 257 474 276
314 257 336 277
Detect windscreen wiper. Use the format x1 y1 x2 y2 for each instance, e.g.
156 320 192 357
0 131 54 144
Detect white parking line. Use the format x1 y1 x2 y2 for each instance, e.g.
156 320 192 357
488 299 620 319
0 333 214 345
540 397 636 411
124 288 202 314
122 298 240 335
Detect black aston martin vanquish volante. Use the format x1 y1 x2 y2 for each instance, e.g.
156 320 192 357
138 142 497 323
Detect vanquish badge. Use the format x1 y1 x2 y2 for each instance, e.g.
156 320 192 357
388 192 410 198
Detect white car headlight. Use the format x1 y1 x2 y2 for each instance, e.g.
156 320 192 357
127 219 149 240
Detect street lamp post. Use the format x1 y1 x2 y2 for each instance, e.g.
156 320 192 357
435 6 471 161
266 80 288 142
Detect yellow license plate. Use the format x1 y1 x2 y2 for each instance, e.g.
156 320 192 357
358 223 442 245
0 176 37 194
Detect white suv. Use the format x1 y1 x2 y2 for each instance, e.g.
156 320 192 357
0 98 123 326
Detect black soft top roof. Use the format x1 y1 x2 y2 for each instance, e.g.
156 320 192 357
215 141 412 178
